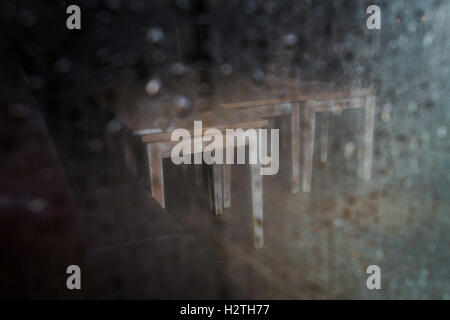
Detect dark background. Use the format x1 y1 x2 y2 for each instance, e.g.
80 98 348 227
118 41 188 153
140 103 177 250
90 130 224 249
0 0 448 298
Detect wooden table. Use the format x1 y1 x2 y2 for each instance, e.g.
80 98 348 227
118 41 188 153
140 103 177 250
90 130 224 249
217 77 376 193
118 106 268 249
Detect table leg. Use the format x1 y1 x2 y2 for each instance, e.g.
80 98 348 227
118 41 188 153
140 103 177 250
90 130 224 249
147 143 165 208
362 95 375 180
222 164 231 209
250 162 263 249
320 111 329 163
206 165 215 211
124 135 137 175
291 103 300 194
302 105 316 192
194 164 203 185
212 164 224 215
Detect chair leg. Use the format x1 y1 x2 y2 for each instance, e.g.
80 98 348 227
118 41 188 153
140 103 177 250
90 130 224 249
362 96 375 180
320 111 329 163
291 103 300 193
147 143 165 208
212 164 224 215
250 162 263 249
222 164 231 208
302 106 316 192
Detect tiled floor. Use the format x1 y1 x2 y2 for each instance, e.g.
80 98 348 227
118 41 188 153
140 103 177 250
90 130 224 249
81 135 450 299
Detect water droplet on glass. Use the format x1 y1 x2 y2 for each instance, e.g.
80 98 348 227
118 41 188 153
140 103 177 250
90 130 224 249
106 0 121 11
54 57 71 73
174 0 190 12
344 142 356 159
147 27 164 43
244 1 257 15
333 218 345 228
145 78 161 96
220 63 233 76
28 75 45 90
29 198 47 213
251 69 265 83
107 119 122 133
381 103 392 122
437 126 447 138
423 33 433 47
375 249 384 259
17 10 35 27
409 138 419 151
173 95 192 117
283 34 298 47
89 139 103 152
408 102 418 113
170 62 187 76
129 0 145 14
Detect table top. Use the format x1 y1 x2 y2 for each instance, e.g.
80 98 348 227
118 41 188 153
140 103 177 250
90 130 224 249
117 96 268 143
217 77 376 109
113 74 374 143
141 109 268 143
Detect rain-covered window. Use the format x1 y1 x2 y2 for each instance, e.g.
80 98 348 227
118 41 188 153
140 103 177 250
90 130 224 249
0 0 448 300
